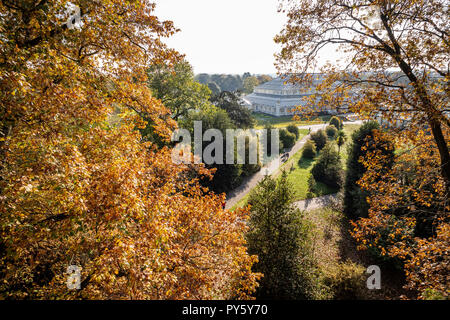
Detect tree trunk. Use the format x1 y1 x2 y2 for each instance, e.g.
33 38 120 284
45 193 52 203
395 58 450 194
429 118 450 194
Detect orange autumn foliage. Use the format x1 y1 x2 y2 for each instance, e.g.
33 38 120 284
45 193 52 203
350 128 449 299
276 0 449 298
0 1 260 299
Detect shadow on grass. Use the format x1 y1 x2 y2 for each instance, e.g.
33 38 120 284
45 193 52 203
298 156 315 169
315 181 337 196
305 181 338 199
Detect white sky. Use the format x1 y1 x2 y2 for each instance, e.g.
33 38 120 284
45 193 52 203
153 0 287 75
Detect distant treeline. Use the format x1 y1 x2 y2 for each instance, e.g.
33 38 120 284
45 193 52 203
195 73 273 95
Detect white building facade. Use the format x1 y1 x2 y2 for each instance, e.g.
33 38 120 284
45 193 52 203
243 77 325 117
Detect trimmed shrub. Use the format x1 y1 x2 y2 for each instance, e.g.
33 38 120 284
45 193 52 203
280 128 296 149
310 129 327 151
302 139 317 159
336 130 347 154
242 136 261 177
286 124 300 140
311 142 343 189
329 116 343 130
325 125 338 139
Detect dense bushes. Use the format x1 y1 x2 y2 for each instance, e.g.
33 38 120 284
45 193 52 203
310 129 327 151
242 136 262 177
343 121 394 219
311 143 343 189
326 125 338 139
181 105 242 193
286 124 300 140
330 116 343 130
280 128 296 149
302 140 317 159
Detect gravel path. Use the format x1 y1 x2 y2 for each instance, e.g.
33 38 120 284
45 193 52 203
293 193 339 211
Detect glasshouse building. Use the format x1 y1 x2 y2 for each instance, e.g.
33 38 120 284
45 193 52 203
243 76 333 116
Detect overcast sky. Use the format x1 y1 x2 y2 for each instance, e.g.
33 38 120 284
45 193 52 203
154 0 287 75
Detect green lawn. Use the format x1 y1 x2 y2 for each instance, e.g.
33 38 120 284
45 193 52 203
275 146 337 201
295 129 310 141
252 112 330 129
231 123 362 208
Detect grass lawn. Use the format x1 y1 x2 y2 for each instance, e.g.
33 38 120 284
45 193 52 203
295 129 310 141
276 147 337 201
252 112 330 129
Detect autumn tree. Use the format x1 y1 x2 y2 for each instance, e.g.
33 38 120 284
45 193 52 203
276 0 449 299
0 0 259 299
257 75 273 85
243 76 260 94
147 59 211 121
180 104 244 194
343 121 394 219
210 91 254 129
276 0 449 193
